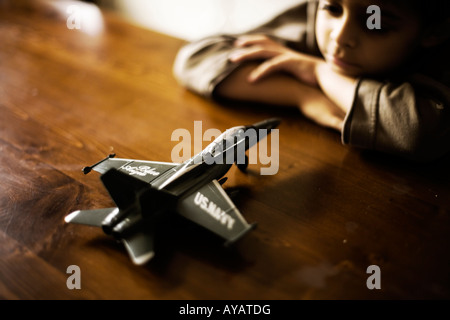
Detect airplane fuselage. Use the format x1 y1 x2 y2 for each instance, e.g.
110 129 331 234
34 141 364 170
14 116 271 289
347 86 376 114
151 125 247 197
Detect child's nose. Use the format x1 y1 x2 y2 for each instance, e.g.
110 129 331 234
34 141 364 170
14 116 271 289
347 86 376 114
330 15 359 49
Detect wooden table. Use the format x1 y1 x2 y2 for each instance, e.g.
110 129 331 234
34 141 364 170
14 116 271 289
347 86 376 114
1 0 449 301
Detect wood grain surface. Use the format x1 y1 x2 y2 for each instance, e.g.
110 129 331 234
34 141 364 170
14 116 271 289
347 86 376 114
1 0 449 300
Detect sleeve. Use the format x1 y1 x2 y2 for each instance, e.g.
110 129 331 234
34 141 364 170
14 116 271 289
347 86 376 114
342 74 450 161
172 1 318 98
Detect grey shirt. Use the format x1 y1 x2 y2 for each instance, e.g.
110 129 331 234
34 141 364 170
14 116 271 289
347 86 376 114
173 1 450 161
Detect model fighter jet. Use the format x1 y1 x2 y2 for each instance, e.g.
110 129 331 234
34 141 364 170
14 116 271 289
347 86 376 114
65 118 280 265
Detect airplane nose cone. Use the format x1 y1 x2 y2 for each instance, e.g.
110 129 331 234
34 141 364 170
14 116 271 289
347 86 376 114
250 118 281 131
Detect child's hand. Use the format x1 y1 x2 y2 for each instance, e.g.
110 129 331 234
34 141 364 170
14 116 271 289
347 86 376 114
229 34 322 87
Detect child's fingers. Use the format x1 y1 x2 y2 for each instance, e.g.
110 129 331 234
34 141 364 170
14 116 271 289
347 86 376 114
229 47 279 62
248 54 319 86
234 34 274 47
248 56 288 82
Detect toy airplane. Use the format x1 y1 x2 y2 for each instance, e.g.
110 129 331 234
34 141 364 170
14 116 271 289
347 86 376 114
65 118 280 265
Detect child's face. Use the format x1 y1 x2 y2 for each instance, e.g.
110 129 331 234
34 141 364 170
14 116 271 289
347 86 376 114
315 0 424 77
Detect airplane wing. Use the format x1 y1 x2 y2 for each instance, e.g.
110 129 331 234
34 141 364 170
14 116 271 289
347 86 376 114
176 180 256 245
88 157 178 184
64 208 118 227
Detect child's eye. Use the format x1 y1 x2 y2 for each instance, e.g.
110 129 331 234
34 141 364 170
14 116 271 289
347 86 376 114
366 25 395 35
320 2 343 15
371 28 389 34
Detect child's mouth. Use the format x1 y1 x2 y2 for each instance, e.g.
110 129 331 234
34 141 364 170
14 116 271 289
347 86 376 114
328 54 360 71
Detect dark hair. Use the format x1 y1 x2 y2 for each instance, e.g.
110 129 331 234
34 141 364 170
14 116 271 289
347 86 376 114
393 0 450 26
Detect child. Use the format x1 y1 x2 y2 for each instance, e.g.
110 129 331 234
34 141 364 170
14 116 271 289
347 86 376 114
173 0 450 161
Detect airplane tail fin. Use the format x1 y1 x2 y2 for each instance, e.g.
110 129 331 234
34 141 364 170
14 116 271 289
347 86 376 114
122 229 155 265
65 169 178 265
99 170 178 265
100 168 150 210
101 168 177 215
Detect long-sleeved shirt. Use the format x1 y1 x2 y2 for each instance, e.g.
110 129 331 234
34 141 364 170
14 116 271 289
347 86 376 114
173 0 450 161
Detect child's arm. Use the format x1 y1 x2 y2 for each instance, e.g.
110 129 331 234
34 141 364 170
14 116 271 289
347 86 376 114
174 33 348 131
232 35 358 116
173 2 318 98
215 62 346 131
